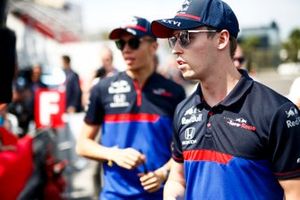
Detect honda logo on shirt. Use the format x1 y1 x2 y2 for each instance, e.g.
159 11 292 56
185 127 195 140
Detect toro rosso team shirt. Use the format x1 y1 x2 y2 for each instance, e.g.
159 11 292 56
173 71 300 200
85 71 185 200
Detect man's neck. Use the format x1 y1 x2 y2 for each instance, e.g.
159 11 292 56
126 65 155 87
200 66 241 107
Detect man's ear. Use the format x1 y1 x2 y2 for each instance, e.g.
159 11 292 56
151 41 159 52
217 30 230 50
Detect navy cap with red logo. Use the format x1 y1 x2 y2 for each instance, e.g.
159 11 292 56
109 16 156 40
151 0 239 38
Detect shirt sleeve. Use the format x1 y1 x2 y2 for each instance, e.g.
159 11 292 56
269 102 300 179
172 106 184 163
84 84 104 125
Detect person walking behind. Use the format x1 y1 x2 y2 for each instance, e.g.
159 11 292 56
95 46 118 79
151 0 300 199
61 55 83 113
76 16 186 200
233 44 246 70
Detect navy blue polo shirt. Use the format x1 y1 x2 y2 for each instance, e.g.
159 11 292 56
85 71 185 200
172 71 300 200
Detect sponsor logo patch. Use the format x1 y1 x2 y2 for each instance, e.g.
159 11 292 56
153 88 173 97
108 80 131 94
161 19 181 27
110 94 129 108
182 127 197 145
181 106 203 125
224 117 256 132
285 107 298 118
285 106 300 128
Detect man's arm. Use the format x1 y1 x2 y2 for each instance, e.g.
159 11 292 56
164 159 185 200
76 122 145 169
279 178 300 200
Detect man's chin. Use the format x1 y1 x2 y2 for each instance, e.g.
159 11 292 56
126 64 141 71
182 73 195 80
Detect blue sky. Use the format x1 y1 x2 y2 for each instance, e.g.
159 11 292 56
71 0 300 40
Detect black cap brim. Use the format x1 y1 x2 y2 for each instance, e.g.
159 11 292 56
109 28 131 40
109 27 155 40
151 18 204 38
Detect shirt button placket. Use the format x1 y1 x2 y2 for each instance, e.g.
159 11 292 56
205 111 213 138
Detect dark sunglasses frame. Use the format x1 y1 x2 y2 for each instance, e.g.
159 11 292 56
115 37 155 51
233 57 245 64
115 37 140 51
168 29 217 49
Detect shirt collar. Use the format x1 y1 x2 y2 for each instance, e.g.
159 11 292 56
192 69 253 108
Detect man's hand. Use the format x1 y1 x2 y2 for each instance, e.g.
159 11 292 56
110 147 146 170
139 167 168 193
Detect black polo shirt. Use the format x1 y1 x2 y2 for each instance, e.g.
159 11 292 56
172 70 300 199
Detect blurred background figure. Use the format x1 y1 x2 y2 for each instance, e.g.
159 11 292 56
30 64 47 91
233 44 258 79
28 64 47 128
93 46 118 84
61 55 83 113
233 44 246 69
153 54 160 71
0 103 19 135
8 64 47 135
288 76 300 108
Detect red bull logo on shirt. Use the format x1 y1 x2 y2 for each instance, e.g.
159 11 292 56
285 106 300 128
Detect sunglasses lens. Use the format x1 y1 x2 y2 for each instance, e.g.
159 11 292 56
238 57 245 63
115 38 140 50
115 40 125 50
168 31 190 49
168 37 177 48
128 38 140 50
234 57 245 64
179 31 190 48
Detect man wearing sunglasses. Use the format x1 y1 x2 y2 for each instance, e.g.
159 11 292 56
76 16 185 200
233 44 246 70
151 0 300 199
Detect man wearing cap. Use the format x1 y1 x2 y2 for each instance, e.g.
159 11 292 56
151 0 300 199
76 16 185 200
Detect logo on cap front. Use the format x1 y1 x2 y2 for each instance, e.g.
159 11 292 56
122 17 138 28
177 0 192 14
161 19 181 27
175 0 201 21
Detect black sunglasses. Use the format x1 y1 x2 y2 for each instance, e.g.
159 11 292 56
168 29 217 49
115 37 155 51
233 57 245 64
115 37 140 51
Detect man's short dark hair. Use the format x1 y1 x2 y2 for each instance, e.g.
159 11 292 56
62 55 71 64
206 26 237 59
